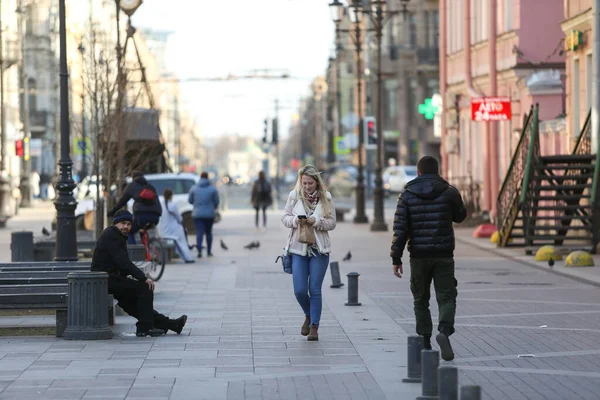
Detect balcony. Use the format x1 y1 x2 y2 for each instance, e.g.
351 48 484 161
417 47 439 66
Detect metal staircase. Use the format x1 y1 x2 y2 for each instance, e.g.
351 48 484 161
496 106 600 253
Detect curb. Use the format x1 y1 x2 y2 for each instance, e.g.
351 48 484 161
455 236 600 288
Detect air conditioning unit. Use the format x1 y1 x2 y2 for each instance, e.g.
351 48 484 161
445 135 460 154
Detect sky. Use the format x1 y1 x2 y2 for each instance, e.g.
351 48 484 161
134 0 335 144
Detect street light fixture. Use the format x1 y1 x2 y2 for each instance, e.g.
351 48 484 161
54 0 77 261
330 0 368 223
119 0 143 16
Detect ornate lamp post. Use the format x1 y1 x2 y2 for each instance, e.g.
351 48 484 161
78 42 88 179
54 0 78 260
330 0 368 224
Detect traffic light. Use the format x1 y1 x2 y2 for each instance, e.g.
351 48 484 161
272 118 278 144
263 119 268 144
15 139 24 157
364 116 377 149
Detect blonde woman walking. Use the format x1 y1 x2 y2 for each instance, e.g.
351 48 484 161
281 165 336 341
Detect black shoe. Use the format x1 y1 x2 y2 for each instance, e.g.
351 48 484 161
423 336 432 350
207 253 213 257
197 252 202 258
170 315 188 335
436 333 455 361
136 328 165 337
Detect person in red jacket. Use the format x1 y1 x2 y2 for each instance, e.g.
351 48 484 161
91 210 187 337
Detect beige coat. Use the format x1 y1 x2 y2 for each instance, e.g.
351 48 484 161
281 190 337 256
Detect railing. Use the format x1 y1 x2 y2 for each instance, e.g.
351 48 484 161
496 105 534 246
572 110 591 156
521 105 541 248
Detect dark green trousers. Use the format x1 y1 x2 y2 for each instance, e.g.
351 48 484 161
409 257 457 338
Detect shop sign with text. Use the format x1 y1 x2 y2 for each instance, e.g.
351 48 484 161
471 97 511 121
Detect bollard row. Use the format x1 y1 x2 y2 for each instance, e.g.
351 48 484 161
402 338 482 400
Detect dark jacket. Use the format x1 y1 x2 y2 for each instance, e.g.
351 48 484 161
390 174 467 264
251 179 273 208
90 225 147 281
109 176 162 216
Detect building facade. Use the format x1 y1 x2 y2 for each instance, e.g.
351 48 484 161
440 0 566 216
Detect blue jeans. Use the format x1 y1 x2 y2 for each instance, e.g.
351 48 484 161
291 253 329 326
194 217 214 254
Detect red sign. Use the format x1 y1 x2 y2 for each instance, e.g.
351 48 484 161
471 97 511 121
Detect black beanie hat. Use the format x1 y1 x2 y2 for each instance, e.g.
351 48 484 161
113 210 133 224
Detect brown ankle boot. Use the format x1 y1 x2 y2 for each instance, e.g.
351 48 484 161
307 325 319 341
301 316 311 336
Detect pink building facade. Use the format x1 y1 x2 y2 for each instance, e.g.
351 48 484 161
440 0 566 216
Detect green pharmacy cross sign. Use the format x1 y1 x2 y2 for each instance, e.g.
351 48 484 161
418 98 440 120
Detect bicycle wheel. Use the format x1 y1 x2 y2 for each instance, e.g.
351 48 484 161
146 238 166 281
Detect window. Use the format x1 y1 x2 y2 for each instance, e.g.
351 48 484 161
28 78 37 112
572 58 581 137
423 11 430 48
433 10 439 49
146 178 196 196
503 0 513 32
586 53 593 113
409 15 416 49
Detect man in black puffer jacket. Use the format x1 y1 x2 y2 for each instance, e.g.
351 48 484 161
108 172 162 244
390 156 467 361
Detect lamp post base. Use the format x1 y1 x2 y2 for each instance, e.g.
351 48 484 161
370 220 388 232
353 184 369 224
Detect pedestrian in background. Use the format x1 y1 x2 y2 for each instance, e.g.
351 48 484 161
251 171 273 231
390 156 467 361
158 189 194 264
281 165 336 341
188 172 220 258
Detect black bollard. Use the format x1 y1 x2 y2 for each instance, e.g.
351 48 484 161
345 272 361 306
416 349 439 400
438 365 458 400
402 336 424 383
63 272 112 340
330 261 344 288
460 385 481 400
10 231 34 262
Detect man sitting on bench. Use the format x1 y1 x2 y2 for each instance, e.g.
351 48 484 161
91 210 187 337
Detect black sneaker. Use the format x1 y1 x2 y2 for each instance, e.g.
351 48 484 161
207 253 213 258
197 252 202 258
436 333 455 361
423 336 432 350
136 328 165 337
170 315 188 335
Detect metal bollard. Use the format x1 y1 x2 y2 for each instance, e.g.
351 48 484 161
438 365 458 400
63 272 112 340
402 336 424 383
460 385 481 400
416 350 439 400
330 261 344 288
345 272 361 306
10 231 35 262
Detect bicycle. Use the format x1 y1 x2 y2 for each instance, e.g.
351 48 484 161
138 223 166 282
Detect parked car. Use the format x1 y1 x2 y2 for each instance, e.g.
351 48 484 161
383 165 417 193
324 165 376 198
67 172 208 233
126 173 200 233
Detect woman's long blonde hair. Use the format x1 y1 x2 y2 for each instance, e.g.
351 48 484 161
294 165 332 216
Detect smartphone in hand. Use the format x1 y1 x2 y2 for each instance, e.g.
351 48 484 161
297 215 307 220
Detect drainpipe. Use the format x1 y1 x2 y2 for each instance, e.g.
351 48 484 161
489 0 499 219
594 0 600 155
464 0 491 213
440 0 447 177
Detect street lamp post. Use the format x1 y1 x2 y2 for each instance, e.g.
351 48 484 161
330 0 368 224
78 43 88 179
364 0 409 232
54 0 77 261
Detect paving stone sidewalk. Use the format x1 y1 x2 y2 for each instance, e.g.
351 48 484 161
0 208 598 399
